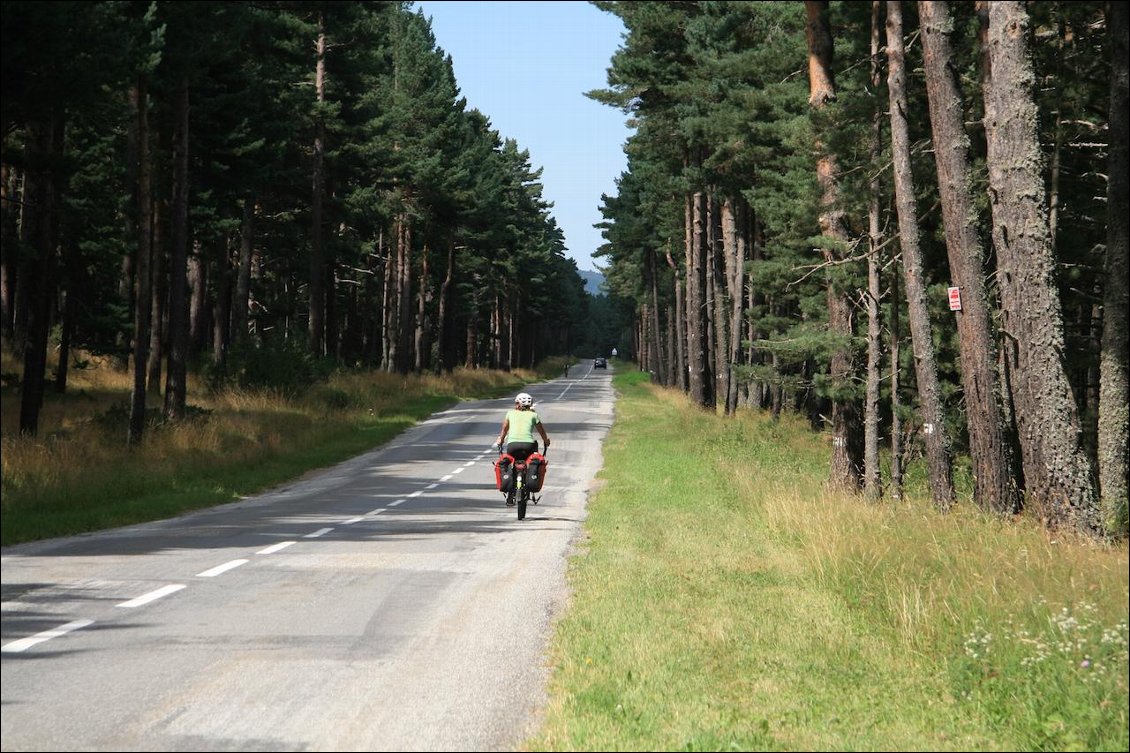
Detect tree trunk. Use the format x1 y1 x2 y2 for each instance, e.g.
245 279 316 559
890 254 904 500
920 0 1020 514
1 163 16 342
648 250 663 382
436 239 454 372
129 79 153 445
864 0 884 500
164 77 190 420
231 197 255 350
887 0 955 508
212 239 232 366
687 190 709 405
309 16 327 358
709 194 727 413
806 0 862 491
1099 0 1129 532
396 216 413 374
414 242 430 372
983 1 1099 535
382 230 396 371
146 201 165 396
19 117 60 436
188 243 208 355
665 243 687 391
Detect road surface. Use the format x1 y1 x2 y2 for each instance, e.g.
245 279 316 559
1 363 614 751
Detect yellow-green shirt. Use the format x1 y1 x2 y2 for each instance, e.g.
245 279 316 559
505 409 541 443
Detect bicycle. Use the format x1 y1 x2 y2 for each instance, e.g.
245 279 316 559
495 445 547 521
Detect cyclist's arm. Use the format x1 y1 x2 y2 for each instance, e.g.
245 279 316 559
536 421 550 447
496 417 509 448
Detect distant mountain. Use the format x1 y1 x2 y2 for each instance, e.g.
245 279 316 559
580 270 606 296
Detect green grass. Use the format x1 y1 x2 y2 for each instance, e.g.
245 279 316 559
527 370 1129 752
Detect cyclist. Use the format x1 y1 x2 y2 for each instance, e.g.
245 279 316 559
493 391 550 466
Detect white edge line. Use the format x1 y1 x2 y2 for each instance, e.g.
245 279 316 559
2 619 95 653
257 541 296 555
305 527 334 538
197 559 249 577
116 584 186 609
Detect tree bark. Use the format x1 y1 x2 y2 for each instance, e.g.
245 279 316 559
805 0 862 491
396 216 413 374
983 1 1099 535
18 117 60 436
129 79 153 445
146 201 165 396
188 243 208 354
687 189 709 406
864 0 884 500
665 243 687 391
920 0 1020 514
309 15 327 358
721 197 745 415
887 0 955 508
1099 0 1129 532
164 77 190 420
890 257 904 500
414 242 431 372
231 197 255 350
1 163 16 342
436 239 454 372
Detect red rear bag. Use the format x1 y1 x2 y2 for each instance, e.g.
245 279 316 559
526 452 548 492
494 454 516 492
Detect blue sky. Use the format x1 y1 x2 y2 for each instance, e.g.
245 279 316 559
412 1 630 273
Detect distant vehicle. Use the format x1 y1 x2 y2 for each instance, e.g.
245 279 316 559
594 357 607 369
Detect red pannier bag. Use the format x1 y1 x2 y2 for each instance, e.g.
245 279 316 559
494 453 516 492
526 452 548 492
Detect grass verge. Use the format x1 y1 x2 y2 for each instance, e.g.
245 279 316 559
527 370 1129 751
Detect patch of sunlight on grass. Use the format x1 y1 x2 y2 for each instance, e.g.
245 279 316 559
528 370 1127 752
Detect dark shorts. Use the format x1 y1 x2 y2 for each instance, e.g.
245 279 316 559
505 442 539 462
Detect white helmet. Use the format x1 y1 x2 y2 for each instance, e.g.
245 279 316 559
515 392 533 408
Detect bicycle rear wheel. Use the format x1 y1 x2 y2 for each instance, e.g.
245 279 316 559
518 488 528 520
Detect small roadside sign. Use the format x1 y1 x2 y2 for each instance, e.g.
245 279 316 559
948 286 962 311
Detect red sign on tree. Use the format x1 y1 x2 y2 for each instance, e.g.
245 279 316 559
948 286 962 311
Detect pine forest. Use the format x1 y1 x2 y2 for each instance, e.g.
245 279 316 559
1 1 1127 540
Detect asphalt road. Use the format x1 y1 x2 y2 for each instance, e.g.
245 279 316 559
1 362 615 751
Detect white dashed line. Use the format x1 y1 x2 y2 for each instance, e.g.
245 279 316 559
2 619 94 654
117 584 186 608
439 475 453 482
366 508 386 516
426 483 439 490
463 461 475 467
257 541 295 555
388 499 406 507
408 491 423 498
197 559 248 577
305 528 333 538
343 516 365 525
451 467 465 474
